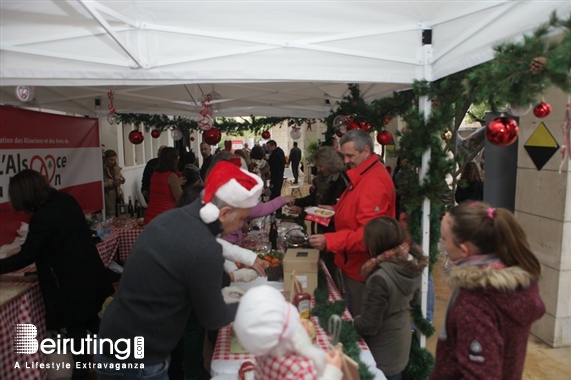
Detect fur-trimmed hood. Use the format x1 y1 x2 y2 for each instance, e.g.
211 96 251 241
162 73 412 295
448 265 534 292
447 265 545 328
376 245 427 296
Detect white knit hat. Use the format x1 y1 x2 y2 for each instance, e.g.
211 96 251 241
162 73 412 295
233 285 300 356
200 160 264 223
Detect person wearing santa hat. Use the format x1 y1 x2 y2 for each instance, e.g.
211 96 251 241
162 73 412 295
234 285 343 380
95 161 265 379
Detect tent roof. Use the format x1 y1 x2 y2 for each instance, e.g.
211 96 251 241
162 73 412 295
1 0 569 118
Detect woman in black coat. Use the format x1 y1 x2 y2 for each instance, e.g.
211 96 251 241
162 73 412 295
455 162 484 203
0 170 113 379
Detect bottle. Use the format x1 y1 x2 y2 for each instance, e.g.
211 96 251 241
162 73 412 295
96 221 104 239
134 197 141 218
269 218 278 250
293 292 311 319
104 217 111 236
127 196 134 217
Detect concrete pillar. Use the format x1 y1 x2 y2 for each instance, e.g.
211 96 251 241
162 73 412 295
515 87 570 347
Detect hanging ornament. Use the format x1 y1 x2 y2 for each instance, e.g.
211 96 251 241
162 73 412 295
15 85 35 102
261 130 271 139
333 115 350 134
506 103 532 117
190 136 195 142
533 102 552 118
384 117 391 126
376 130 392 145
290 127 301 140
203 127 221 145
486 116 519 147
199 94 214 130
151 129 161 139
171 128 183 141
107 90 118 125
107 113 119 125
529 56 547 75
359 121 371 133
306 121 312 131
128 130 144 145
346 119 359 131
441 129 453 141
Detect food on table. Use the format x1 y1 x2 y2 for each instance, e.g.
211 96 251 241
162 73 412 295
300 318 317 344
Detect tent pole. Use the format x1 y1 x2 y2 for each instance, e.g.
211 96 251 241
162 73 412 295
418 32 433 349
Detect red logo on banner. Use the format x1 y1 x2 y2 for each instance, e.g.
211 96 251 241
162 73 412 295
30 155 57 183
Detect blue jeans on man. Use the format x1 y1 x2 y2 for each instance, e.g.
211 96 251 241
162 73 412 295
94 353 170 380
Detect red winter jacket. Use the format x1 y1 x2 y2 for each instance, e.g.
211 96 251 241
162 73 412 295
431 265 545 380
325 155 395 282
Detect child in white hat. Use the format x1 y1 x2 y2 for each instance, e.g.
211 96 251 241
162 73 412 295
234 285 343 380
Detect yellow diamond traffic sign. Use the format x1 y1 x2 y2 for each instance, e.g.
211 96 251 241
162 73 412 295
524 122 559 170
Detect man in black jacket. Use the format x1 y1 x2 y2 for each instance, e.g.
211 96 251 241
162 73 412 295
289 141 302 184
95 162 264 379
267 140 285 200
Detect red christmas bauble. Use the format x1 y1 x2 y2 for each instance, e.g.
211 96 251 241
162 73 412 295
262 130 271 139
346 119 359 131
128 130 144 145
151 129 161 139
533 102 551 118
190 136 195 141
203 127 221 145
384 117 391 125
359 121 371 133
376 130 392 145
486 117 519 147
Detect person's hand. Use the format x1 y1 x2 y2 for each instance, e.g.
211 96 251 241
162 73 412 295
286 205 302 215
106 179 114 188
308 234 326 250
117 176 126 185
252 257 268 277
221 286 245 304
232 268 258 283
282 195 296 206
317 204 334 211
180 176 188 186
325 348 342 369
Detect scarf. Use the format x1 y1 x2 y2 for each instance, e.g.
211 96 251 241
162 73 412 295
452 253 506 270
360 242 410 279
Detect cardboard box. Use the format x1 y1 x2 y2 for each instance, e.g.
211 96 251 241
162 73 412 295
283 248 320 295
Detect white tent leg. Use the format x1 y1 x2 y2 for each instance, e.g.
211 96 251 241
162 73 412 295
418 41 433 349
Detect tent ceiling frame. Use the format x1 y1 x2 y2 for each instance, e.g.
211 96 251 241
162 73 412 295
432 1 519 63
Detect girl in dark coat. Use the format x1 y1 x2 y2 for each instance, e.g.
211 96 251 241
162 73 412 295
0 170 113 379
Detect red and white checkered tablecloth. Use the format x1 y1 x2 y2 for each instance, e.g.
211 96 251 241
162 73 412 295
95 220 144 266
116 225 143 264
96 229 121 268
211 261 385 379
0 266 47 380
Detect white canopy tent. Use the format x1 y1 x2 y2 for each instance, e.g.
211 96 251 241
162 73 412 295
1 0 569 118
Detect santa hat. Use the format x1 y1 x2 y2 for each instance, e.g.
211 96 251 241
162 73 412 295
200 160 264 223
233 285 300 356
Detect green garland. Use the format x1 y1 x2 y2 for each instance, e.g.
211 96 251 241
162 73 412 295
312 269 375 380
116 113 321 137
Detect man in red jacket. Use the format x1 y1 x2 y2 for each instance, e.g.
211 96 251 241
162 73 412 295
309 129 395 317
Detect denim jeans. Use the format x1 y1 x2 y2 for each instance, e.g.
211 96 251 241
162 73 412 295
94 353 170 380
